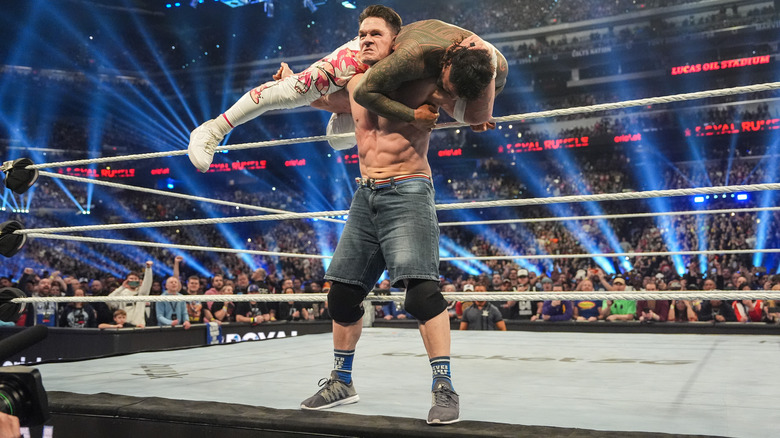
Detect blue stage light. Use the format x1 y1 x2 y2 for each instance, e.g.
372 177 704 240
341 1 356 9
736 194 748 201
694 196 704 203
166 4 172 8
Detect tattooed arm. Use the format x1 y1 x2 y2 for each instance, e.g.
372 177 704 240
352 44 438 130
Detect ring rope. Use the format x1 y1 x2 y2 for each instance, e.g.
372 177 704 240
16 211 348 235
24 81 780 171
17 205 777 236
17 175 780 236
24 233 331 259
438 206 780 227
13 290 780 304
434 183 780 212
441 248 780 261
22 232 780 261
38 171 346 225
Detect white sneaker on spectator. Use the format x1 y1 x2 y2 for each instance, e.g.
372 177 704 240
188 119 223 172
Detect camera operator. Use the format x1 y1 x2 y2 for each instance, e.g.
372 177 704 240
0 412 20 438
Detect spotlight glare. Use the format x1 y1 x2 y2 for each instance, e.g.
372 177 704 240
341 1 356 9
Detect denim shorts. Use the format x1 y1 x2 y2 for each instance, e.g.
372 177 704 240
325 179 440 292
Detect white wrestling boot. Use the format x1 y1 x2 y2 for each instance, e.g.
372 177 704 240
188 119 224 173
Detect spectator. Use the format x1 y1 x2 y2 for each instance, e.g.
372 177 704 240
235 273 251 294
108 261 153 328
573 279 602 322
278 286 308 321
455 283 475 320
599 276 636 321
442 283 458 320
204 284 235 323
668 300 699 322
698 299 737 322
460 285 506 330
98 309 138 329
156 276 192 329
541 285 573 322
235 284 269 324
635 282 669 323
59 288 98 328
29 277 58 327
732 297 764 323
183 275 204 324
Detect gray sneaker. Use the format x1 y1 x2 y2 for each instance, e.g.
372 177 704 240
300 371 359 410
427 380 460 425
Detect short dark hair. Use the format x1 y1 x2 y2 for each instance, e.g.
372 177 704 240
126 271 141 280
359 5 402 35
442 44 494 101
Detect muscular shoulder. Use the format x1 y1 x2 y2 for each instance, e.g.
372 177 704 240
397 20 470 51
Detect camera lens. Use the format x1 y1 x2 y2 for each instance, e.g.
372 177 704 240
0 378 27 419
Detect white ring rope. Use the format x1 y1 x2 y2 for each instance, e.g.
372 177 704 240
16 211 348 235
24 81 780 171
438 206 780 227
441 248 780 261
38 171 346 225
434 183 780 211
21 232 780 261
17 205 779 236
24 233 331 259
16 179 780 237
12 290 780 304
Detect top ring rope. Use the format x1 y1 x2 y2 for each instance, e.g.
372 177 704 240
12 290 780 304
24 81 780 170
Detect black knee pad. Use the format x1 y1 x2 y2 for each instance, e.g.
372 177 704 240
404 279 447 322
328 281 368 324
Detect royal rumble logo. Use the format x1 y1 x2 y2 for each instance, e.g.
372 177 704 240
224 330 298 343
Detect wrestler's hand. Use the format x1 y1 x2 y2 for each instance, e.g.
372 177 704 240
412 104 439 132
461 34 489 51
273 62 294 80
470 121 496 132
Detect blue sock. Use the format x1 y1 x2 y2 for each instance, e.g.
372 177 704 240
333 349 355 384
430 356 453 390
